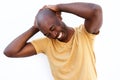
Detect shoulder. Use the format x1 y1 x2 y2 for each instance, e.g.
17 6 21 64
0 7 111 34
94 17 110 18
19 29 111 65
74 24 98 39
30 37 52 53
31 37 51 48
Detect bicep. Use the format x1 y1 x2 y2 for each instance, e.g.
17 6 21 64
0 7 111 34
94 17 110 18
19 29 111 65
84 5 103 34
14 43 37 57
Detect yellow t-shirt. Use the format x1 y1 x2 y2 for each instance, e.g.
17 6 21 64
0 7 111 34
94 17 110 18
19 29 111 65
31 24 98 80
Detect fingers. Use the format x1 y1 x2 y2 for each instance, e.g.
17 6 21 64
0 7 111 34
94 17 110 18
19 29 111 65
40 5 59 12
46 5 59 12
45 5 61 16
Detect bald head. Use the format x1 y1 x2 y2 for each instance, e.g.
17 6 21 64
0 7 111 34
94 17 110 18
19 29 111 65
34 8 70 42
36 8 57 26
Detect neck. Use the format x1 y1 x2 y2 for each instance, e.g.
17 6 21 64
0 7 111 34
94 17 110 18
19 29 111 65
64 26 75 43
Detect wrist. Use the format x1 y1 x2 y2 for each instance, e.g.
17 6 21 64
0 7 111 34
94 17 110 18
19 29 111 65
31 26 39 33
57 3 64 12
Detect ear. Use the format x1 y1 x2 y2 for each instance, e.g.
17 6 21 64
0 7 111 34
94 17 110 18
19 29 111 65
55 12 62 20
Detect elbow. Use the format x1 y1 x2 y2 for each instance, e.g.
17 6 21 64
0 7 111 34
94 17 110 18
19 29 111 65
92 4 103 26
4 49 14 57
92 4 102 16
95 5 103 25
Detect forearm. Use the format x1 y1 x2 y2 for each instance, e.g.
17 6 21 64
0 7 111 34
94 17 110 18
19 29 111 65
57 2 101 19
4 27 39 55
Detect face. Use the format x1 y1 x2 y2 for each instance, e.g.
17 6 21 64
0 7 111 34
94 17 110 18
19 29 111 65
36 9 69 42
40 16 68 42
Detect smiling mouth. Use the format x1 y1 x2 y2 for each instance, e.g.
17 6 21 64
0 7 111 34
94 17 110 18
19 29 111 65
57 32 62 39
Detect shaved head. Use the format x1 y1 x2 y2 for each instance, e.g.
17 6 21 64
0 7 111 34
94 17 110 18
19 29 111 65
35 8 72 42
36 8 57 27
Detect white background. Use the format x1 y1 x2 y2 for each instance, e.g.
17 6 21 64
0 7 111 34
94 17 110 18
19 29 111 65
0 0 120 80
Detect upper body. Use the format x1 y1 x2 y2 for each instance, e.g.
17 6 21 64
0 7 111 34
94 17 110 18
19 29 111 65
4 2 102 80
31 24 97 80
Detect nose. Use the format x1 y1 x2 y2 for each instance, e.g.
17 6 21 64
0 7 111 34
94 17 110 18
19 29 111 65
51 31 57 39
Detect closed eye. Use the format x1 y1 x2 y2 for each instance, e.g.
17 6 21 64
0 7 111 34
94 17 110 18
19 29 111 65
44 33 50 37
50 25 55 31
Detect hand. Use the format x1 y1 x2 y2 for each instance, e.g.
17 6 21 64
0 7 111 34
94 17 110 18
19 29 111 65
44 5 61 17
45 5 59 12
32 17 39 32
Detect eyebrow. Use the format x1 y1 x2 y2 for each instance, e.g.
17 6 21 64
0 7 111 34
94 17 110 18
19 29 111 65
44 33 49 37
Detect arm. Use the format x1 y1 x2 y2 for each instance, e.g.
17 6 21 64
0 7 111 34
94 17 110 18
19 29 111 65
4 20 39 57
47 2 102 34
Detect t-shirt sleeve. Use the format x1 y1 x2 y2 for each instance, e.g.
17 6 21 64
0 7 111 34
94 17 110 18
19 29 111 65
80 24 99 39
31 37 49 54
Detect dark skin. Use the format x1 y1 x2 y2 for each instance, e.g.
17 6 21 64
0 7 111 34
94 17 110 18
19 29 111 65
36 8 74 42
4 2 102 57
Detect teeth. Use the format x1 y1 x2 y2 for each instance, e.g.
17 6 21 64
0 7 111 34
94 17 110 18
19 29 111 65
57 32 62 39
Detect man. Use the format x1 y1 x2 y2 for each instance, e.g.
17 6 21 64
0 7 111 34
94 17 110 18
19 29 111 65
4 2 102 80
